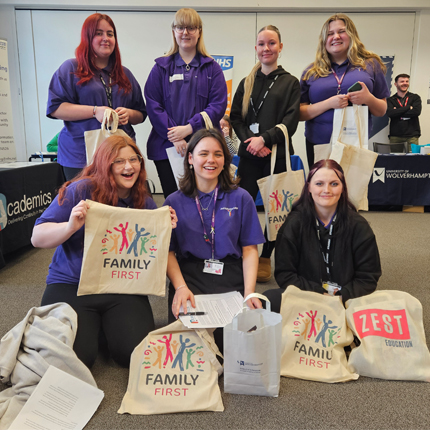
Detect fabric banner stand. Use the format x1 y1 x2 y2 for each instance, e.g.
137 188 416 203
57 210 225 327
0 39 16 163
212 55 234 116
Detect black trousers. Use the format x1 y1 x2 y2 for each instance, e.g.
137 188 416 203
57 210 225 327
62 166 82 182
154 159 179 198
168 256 244 354
305 138 316 169
42 283 155 368
237 156 287 258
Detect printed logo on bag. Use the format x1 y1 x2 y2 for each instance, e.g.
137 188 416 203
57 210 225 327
353 309 412 347
235 359 264 373
100 221 158 280
267 189 299 230
142 333 208 397
291 310 341 369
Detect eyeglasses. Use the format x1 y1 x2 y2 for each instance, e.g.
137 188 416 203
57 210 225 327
173 25 200 35
112 154 142 167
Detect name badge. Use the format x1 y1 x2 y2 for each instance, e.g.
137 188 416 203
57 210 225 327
203 259 224 275
322 281 342 296
169 74 184 83
249 123 259 133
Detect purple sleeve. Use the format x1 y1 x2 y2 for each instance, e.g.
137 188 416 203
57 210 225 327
239 190 265 247
144 197 158 210
144 64 177 140
368 60 390 100
187 61 227 132
125 68 147 121
47 59 77 118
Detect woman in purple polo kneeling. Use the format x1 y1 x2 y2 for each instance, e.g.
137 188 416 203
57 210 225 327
164 128 265 352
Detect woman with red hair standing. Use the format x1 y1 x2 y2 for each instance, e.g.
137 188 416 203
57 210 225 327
47 13 146 181
32 135 177 369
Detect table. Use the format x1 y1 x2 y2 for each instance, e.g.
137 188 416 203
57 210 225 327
0 162 64 268
232 155 305 206
368 154 430 206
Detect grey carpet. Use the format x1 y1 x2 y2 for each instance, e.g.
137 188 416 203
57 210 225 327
1 205 429 430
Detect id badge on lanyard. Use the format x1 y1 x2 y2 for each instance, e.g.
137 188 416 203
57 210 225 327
203 260 224 275
250 123 259 133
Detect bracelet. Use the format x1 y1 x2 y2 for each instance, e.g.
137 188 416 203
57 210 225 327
175 285 187 292
92 106 97 118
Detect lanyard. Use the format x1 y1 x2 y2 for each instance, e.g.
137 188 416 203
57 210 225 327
315 214 337 280
250 74 279 118
397 96 409 107
331 66 348 95
195 185 219 260
99 73 113 108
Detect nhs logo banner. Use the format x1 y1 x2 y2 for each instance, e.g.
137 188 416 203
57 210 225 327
212 56 234 115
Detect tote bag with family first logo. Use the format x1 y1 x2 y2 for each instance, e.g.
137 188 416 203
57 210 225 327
257 124 305 241
77 201 171 297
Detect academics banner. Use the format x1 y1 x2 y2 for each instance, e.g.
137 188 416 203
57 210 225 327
0 39 16 163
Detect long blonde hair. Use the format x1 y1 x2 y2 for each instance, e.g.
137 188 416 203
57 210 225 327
241 25 282 119
303 13 386 81
164 8 211 58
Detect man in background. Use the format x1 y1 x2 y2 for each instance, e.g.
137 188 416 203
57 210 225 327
386 74 421 152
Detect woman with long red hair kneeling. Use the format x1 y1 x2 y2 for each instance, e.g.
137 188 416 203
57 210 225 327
32 136 177 369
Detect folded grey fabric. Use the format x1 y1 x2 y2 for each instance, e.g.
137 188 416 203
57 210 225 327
0 303 97 430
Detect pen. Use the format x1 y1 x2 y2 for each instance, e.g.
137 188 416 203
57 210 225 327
178 312 206 316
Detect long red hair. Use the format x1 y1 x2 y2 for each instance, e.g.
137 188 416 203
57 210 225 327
74 13 131 93
58 135 149 208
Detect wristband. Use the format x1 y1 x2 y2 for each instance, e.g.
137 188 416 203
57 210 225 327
175 285 187 292
93 106 97 118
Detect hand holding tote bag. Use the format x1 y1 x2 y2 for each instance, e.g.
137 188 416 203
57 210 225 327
224 293 283 397
118 319 224 415
257 124 305 241
167 111 214 186
345 290 430 382
329 105 377 210
77 201 171 297
280 285 358 383
84 109 128 164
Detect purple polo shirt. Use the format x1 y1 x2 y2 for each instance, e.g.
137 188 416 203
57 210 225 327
35 179 157 285
164 187 265 260
300 60 390 144
144 54 227 161
47 59 147 168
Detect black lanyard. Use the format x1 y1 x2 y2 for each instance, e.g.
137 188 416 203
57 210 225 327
315 214 337 281
250 74 279 118
99 73 112 108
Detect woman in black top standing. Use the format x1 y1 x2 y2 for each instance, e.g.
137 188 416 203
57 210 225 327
230 24 300 282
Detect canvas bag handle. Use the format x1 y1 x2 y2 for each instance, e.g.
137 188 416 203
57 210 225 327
269 124 292 175
200 111 213 130
232 293 271 330
101 109 119 134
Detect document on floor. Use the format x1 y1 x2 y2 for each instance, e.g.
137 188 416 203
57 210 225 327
179 291 244 328
9 365 104 430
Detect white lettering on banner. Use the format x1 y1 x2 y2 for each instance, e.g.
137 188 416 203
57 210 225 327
373 168 430 182
7 192 52 216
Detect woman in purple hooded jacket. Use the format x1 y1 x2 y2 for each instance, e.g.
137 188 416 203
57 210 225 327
144 8 227 198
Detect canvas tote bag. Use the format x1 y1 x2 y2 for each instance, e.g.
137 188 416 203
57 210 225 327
280 285 358 383
118 319 224 415
314 105 368 163
224 293 283 397
77 201 171 297
345 290 430 382
257 124 305 241
84 109 128 164
329 105 377 210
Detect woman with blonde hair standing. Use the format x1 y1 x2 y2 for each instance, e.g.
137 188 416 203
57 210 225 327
230 25 300 282
145 8 227 198
300 13 390 167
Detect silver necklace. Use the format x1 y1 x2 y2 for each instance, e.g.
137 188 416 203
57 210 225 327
199 191 215 211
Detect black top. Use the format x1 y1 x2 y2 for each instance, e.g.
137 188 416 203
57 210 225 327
387 91 421 138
